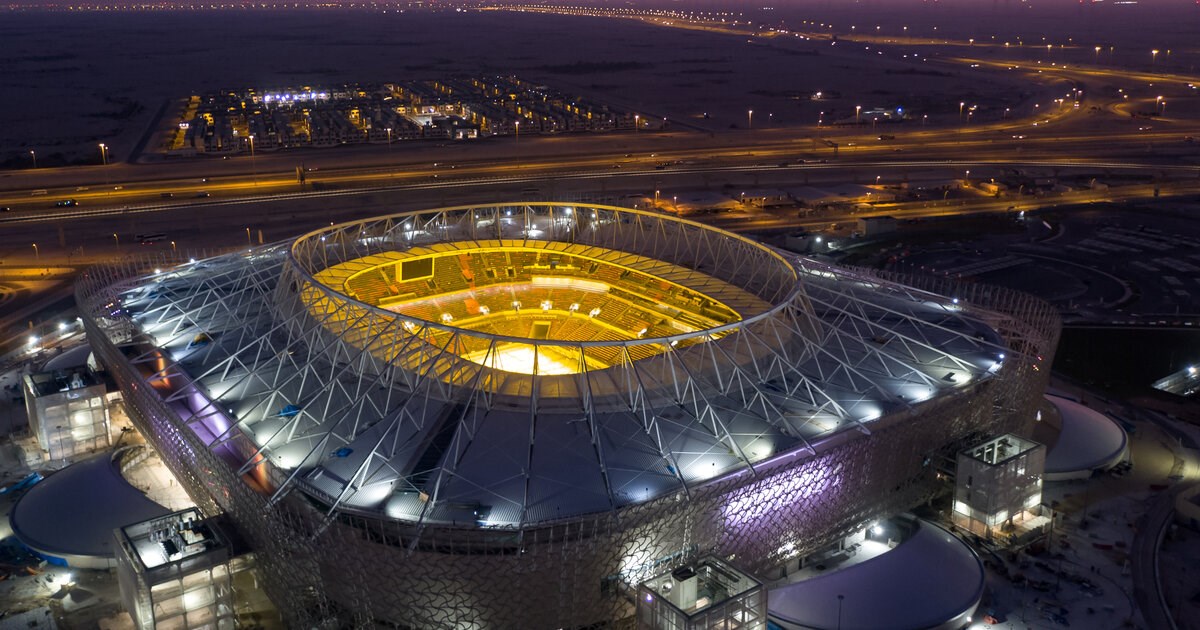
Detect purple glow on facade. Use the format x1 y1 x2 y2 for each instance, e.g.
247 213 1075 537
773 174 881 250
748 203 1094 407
183 387 233 447
722 459 843 529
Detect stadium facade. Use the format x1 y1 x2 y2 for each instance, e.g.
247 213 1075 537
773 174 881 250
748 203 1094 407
77 203 1059 628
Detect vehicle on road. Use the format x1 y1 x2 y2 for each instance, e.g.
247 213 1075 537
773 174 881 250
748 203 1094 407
55 199 77 207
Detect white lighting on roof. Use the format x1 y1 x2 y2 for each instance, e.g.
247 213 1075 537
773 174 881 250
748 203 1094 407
857 405 883 422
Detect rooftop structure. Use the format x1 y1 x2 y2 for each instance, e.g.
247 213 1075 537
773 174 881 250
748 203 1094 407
953 434 1048 544
1152 364 1199 398
1037 395 1128 481
637 556 765 630
115 508 263 630
768 517 983 630
22 366 111 460
10 450 170 569
77 203 1059 628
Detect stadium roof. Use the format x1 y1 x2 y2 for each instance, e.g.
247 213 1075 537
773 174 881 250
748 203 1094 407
113 203 1008 530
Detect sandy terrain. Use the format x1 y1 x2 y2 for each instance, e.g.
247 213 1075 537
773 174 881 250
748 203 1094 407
0 7 1044 166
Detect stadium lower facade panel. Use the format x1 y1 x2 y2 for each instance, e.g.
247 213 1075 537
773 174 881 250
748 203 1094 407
77 203 1060 628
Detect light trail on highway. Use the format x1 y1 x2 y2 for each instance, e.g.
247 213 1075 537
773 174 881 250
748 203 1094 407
3 159 1197 226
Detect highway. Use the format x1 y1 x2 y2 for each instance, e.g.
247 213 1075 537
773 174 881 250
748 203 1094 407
3 34 1200 330
2 84 1198 217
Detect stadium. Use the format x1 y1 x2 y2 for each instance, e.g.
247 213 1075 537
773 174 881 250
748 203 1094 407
76 203 1059 628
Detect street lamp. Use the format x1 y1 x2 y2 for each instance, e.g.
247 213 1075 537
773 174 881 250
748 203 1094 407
386 127 393 149
959 101 965 121
747 109 753 130
1156 95 1163 113
245 227 252 246
855 105 861 124
32 243 39 260
514 120 519 143
248 135 257 186
1151 49 1159 66
1094 46 1102 63
170 240 177 253
98 143 108 165
111 233 119 247
634 114 639 133
29 149 36 169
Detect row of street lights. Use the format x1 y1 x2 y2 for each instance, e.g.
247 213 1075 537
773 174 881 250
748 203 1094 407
32 236 181 261
26 143 111 169
744 110 774 129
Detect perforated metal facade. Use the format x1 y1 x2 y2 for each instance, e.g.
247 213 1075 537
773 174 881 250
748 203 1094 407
77 203 1059 628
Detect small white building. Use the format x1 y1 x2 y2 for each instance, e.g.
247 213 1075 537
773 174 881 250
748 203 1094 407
23 367 111 461
952 434 1048 545
636 556 765 630
116 508 272 630
856 216 898 237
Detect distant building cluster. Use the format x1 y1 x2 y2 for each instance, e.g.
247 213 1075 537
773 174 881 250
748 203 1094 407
163 77 656 156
